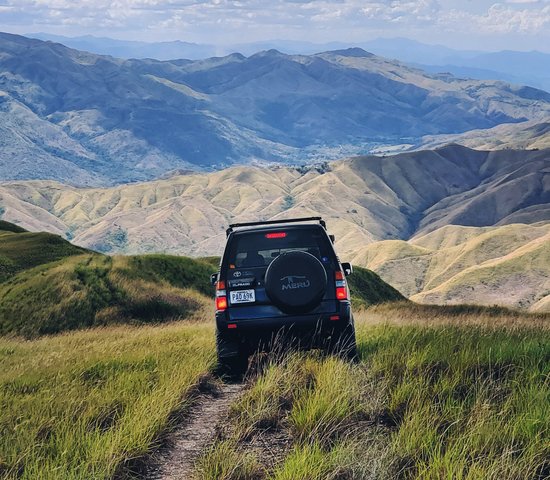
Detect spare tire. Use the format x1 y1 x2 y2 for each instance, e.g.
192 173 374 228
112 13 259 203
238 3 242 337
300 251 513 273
265 251 327 314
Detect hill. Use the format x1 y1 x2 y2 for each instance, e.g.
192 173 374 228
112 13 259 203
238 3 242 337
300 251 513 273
29 34 550 92
0 221 86 282
0 221 402 336
351 223 550 311
1 145 548 260
0 221 216 336
2 32 550 184
420 119 550 151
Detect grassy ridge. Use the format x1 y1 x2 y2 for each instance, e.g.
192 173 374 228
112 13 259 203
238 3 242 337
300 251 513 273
0 253 216 336
347 266 404 308
0 224 86 282
198 307 550 479
0 321 215 479
0 221 220 336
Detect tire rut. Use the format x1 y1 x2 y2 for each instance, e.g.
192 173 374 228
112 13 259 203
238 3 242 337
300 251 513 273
147 381 244 480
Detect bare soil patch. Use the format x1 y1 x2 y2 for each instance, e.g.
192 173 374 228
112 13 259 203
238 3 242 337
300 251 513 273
146 380 244 479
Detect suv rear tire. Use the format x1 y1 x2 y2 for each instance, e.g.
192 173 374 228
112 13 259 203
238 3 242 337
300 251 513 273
329 321 358 362
216 331 248 377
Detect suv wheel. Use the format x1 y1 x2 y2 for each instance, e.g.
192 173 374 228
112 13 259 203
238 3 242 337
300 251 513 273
216 331 248 377
329 321 358 362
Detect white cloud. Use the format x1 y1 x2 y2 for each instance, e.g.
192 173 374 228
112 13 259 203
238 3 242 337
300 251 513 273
0 0 548 48
443 3 550 34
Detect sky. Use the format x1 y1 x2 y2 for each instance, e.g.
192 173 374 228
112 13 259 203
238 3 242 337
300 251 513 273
0 0 549 52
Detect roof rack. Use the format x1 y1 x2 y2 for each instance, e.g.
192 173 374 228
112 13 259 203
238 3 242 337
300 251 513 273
226 216 326 236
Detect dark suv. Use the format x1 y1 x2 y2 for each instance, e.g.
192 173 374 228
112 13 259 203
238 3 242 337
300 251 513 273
211 217 356 375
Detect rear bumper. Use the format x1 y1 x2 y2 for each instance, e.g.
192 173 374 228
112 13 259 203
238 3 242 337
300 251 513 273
216 301 351 352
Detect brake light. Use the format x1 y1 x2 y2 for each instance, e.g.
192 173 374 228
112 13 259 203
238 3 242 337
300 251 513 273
335 271 348 300
265 232 286 239
216 280 227 311
216 296 228 310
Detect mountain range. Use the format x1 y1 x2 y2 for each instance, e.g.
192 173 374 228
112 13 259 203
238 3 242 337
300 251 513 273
29 34 550 92
2 32 550 186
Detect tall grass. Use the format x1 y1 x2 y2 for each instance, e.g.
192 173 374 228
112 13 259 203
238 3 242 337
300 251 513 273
0 254 215 336
199 305 550 479
0 321 215 479
358 323 550 479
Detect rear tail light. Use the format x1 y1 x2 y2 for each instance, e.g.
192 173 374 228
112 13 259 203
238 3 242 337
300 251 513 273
265 232 287 239
216 280 227 311
335 270 348 300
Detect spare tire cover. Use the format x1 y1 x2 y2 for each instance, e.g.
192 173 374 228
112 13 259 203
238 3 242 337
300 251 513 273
264 251 327 314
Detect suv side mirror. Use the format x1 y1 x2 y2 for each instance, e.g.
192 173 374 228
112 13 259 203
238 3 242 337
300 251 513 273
341 262 353 276
329 234 335 243
210 272 219 286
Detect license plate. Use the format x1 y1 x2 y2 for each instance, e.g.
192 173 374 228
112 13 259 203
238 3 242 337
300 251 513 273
230 289 255 304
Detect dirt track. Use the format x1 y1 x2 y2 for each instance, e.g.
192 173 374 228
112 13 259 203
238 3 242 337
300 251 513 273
147 381 244 480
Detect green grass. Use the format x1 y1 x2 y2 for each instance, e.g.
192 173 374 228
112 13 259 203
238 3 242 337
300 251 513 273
3 301 549 479
0 253 217 336
199 306 550 479
359 324 550 479
0 229 86 282
0 321 215 480
0 221 220 336
347 266 405 308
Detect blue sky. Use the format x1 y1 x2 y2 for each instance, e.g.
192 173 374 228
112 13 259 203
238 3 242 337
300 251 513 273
0 0 549 51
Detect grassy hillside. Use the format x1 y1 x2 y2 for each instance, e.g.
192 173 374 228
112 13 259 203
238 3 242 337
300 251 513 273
0 222 86 282
353 223 550 311
1 146 548 261
421 119 550 151
0 222 218 336
347 265 405 308
0 253 217 337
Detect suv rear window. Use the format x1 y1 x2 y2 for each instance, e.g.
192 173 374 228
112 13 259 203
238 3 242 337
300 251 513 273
225 228 336 269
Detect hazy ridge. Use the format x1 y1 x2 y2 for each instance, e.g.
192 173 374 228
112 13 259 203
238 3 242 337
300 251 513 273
2 32 550 185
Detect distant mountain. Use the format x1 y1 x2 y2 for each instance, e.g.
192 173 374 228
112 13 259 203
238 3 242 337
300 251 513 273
437 50 550 92
2 33 550 186
28 33 220 60
419 119 550 151
28 34 550 92
351 223 550 312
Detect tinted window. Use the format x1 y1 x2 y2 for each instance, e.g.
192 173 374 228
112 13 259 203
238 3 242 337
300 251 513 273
226 228 335 269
